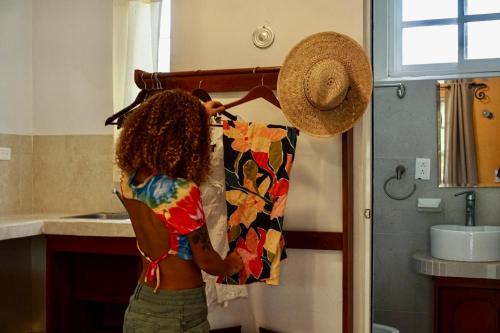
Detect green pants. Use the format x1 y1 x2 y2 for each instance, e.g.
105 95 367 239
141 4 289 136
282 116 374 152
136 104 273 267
123 283 210 333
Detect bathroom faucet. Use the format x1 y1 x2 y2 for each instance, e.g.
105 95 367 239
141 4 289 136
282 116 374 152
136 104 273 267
112 187 126 207
454 190 476 226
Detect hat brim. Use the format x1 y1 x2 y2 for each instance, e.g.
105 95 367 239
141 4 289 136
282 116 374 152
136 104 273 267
277 32 373 137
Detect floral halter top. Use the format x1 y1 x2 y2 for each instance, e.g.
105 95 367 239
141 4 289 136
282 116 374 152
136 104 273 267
120 171 206 291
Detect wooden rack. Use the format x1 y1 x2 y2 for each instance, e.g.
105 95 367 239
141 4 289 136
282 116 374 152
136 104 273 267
134 67 281 92
134 67 354 333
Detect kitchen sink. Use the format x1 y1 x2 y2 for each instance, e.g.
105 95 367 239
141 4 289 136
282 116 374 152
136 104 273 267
64 212 129 220
431 224 500 262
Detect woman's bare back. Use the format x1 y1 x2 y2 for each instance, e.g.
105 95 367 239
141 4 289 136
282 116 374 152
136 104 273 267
124 169 204 290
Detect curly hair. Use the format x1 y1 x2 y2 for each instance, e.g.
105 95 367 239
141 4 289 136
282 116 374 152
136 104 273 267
115 89 211 185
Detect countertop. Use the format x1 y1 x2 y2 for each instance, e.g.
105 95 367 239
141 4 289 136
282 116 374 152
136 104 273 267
0 214 134 241
413 251 500 280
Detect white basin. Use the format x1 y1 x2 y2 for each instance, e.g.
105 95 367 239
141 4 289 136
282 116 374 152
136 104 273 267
431 225 500 262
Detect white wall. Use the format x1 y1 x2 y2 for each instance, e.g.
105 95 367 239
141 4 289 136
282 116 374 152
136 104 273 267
171 1 368 332
0 0 33 135
0 0 113 135
171 0 364 71
32 0 113 135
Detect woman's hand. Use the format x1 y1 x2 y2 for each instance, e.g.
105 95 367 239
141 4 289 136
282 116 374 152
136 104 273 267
223 251 244 276
204 100 225 117
189 225 244 276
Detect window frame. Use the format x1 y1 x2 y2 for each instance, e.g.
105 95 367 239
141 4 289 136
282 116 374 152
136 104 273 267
389 0 500 77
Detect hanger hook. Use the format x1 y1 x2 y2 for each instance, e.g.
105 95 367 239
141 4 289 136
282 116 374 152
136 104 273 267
154 72 160 90
198 80 203 89
141 72 147 90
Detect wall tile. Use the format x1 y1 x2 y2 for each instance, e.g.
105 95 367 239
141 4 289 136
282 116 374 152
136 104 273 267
0 134 122 216
373 233 432 312
373 81 438 159
0 133 32 154
32 135 122 214
0 133 33 215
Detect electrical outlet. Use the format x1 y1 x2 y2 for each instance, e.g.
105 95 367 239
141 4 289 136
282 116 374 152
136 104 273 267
415 158 430 180
0 147 11 161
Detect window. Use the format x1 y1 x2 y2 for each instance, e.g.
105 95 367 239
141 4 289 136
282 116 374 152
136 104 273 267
390 0 500 77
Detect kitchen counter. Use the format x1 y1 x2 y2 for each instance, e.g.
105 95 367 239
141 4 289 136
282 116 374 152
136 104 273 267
0 214 134 241
413 251 500 280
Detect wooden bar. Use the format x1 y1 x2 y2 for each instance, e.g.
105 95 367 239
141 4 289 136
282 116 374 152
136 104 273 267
135 67 280 92
342 129 354 333
284 230 343 251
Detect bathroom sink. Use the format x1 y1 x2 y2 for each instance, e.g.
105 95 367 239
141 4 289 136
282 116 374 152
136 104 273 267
64 212 129 220
431 224 500 262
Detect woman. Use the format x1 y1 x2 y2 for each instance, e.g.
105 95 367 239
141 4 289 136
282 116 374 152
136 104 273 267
115 89 243 332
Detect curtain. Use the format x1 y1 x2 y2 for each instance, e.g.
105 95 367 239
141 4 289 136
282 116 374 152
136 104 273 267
443 80 478 186
112 0 162 182
113 0 162 112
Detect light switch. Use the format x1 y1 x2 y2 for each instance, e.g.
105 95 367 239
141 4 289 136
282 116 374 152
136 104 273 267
0 147 11 161
415 158 430 180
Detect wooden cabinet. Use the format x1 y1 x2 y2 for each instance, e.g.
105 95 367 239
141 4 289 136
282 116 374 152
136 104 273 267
46 235 140 333
433 277 500 333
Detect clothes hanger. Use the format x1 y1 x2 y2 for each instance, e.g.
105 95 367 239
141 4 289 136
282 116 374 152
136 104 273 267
191 81 238 121
224 74 281 110
104 89 148 126
191 80 212 103
222 74 299 135
105 72 165 127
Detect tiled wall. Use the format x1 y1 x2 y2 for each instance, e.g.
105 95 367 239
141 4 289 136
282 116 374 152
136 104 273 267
0 134 122 216
373 81 500 333
0 134 33 215
32 135 123 214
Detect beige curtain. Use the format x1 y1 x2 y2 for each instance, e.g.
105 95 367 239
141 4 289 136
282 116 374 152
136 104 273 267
443 80 478 186
112 0 162 183
113 0 162 113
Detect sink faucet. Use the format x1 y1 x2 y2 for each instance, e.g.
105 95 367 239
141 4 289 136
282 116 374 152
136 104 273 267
112 187 126 207
454 191 476 226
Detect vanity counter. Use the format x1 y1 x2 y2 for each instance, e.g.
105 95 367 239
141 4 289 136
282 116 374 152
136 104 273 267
0 214 134 241
413 251 500 280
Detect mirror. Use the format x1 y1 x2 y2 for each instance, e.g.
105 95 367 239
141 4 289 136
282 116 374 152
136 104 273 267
437 77 500 187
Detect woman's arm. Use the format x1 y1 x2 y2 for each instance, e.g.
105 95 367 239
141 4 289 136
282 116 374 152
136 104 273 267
188 225 243 276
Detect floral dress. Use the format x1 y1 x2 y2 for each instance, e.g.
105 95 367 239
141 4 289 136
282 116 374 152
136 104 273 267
218 120 298 285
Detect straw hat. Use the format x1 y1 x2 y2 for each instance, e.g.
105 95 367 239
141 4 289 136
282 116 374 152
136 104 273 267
277 32 373 137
